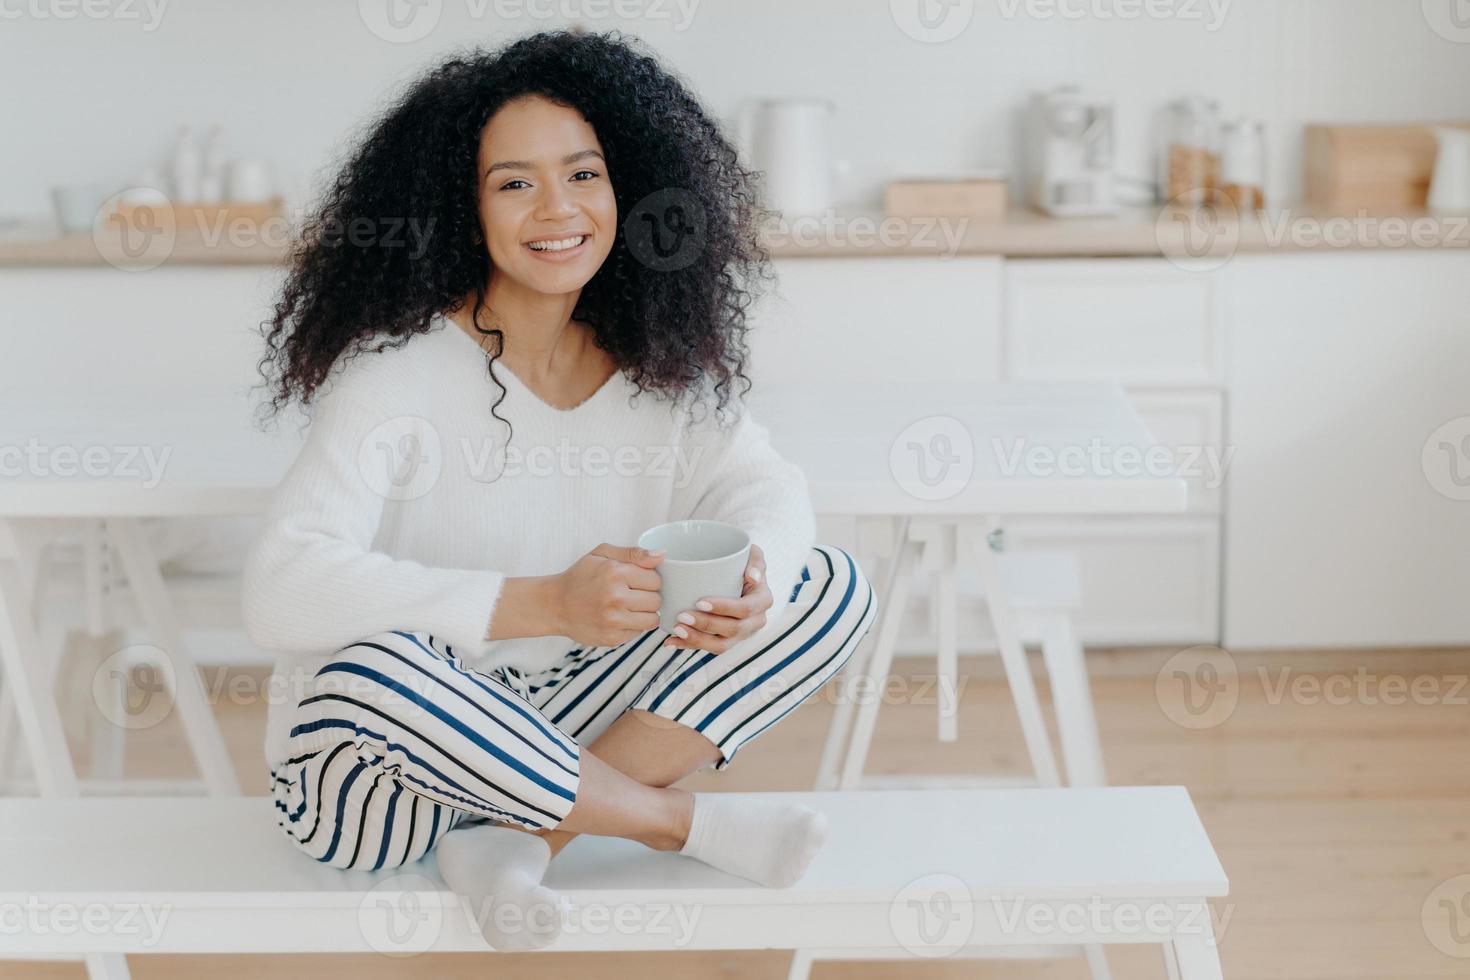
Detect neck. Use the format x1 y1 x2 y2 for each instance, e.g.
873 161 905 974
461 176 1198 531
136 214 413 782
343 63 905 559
453 276 585 383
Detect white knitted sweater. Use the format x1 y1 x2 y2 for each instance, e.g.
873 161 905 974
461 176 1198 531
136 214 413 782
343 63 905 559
241 315 815 767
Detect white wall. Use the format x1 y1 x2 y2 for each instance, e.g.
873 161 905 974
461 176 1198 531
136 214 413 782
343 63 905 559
3 0 1469 219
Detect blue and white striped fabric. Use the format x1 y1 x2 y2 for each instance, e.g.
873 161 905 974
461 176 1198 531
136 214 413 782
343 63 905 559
270 544 876 871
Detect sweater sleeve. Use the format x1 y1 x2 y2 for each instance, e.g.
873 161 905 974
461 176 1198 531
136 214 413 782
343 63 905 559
241 384 505 658
668 393 817 633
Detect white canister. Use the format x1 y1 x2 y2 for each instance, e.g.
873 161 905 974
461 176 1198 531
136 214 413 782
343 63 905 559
227 159 274 203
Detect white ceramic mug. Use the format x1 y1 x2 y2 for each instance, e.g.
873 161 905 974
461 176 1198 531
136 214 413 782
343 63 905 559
637 520 751 632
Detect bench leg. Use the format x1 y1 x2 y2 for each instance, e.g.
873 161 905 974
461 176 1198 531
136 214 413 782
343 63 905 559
0 525 80 797
1084 942 1114 980
838 526 922 789
1039 611 1107 787
969 519 1061 786
813 517 905 790
105 519 240 796
1171 919 1224 980
85 953 131 980
934 521 959 743
785 948 815 980
1162 938 1183 980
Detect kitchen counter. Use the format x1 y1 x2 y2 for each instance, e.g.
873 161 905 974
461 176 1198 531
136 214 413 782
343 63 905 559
2 206 1466 267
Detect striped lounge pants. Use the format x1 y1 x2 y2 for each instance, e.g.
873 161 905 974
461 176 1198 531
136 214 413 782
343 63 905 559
270 544 876 871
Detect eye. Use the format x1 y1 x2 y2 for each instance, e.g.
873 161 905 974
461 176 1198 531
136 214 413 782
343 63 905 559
571 170 600 181
500 178 530 191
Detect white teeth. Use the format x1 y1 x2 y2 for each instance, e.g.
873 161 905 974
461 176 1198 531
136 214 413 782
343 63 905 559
527 235 586 252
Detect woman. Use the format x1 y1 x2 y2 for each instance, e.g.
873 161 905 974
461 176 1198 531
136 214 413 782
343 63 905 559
245 29 876 951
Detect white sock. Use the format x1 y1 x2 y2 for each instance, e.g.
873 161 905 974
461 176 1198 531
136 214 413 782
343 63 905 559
435 823 569 951
677 794 829 888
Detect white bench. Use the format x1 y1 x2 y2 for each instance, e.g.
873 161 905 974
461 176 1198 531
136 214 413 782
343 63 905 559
0 788 1228 979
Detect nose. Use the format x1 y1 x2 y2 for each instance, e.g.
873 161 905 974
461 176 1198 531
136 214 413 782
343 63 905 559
533 180 579 222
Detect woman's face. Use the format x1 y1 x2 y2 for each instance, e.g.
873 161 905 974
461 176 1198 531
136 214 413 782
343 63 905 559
475 95 617 296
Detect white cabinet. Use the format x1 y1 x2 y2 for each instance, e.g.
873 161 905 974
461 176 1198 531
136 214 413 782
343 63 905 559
752 256 1004 387
1006 259 1225 385
1003 259 1226 644
1224 252 1470 648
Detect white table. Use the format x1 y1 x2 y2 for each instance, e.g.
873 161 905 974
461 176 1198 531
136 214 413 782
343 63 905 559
748 381 1187 791
0 399 300 797
1 382 1181 801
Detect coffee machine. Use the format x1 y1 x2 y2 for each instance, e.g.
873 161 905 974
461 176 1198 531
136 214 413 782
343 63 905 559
1029 87 1117 217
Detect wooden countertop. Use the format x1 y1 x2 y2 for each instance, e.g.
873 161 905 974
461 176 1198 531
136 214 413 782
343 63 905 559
2 206 1466 268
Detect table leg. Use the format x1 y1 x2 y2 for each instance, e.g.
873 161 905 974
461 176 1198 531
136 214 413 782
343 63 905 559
968 516 1061 787
934 520 959 743
813 516 905 790
839 524 922 790
105 518 240 796
0 520 80 797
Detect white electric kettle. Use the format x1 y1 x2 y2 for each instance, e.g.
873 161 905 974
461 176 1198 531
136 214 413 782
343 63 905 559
736 99 850 217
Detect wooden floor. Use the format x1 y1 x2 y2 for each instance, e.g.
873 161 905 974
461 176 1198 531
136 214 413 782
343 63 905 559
7 645 1470 979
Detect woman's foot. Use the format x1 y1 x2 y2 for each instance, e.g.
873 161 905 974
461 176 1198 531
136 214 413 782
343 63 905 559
677 794 829 888
435 823 569 950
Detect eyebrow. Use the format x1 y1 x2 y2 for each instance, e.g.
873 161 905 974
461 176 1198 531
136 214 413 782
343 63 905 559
486 149 605 175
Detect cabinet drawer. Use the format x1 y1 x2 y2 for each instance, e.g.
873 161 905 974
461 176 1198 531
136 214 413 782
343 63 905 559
1005 259 1224 384
1128 389 1226 514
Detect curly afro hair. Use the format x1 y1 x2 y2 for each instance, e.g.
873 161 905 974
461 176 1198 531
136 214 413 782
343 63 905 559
256 28 773 432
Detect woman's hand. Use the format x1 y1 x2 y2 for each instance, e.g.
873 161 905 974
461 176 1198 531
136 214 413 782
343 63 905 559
661 544 772 654
550 544 666 647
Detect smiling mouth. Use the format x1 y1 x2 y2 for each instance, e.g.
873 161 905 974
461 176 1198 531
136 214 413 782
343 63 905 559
524 234 590 253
